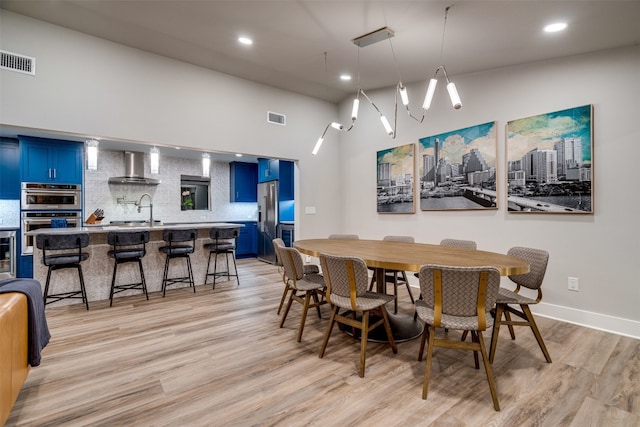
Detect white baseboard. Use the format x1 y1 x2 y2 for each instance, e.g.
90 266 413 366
533 302 640 340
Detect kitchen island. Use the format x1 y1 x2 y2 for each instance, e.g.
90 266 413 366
28 223 245 307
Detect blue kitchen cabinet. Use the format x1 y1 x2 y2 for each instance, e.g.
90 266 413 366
258 158 280 183
19 136 83 184
230 161 258 202
0 139 20 199
278 160 294 201
233 221 257 258
17 255 33 278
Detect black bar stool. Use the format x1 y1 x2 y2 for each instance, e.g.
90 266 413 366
36 232 90 310
159 228 197 296
204 226 240 288
107 230 150 306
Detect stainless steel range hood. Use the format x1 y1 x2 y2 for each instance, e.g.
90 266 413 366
108 151 160 185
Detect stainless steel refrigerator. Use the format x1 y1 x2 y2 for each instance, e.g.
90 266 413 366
257 181 278 263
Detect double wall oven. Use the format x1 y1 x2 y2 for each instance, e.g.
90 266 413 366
21 183 82 255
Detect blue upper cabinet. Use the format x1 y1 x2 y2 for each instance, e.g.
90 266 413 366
19 136 83 184
278 160 294 201
0 139 20 199
258 158 280 183
230 161 258 202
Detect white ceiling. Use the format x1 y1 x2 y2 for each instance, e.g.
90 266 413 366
1 0 640 160
2 0 639 104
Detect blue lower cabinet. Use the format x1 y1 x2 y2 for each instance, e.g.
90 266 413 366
233 221 257 258
18 255 33 278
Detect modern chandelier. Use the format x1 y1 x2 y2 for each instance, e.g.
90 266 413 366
312 6 461 155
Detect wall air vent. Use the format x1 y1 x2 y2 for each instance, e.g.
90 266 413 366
0 50 36 76
267 111 286 126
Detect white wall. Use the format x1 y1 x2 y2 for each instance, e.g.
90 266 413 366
0 11 344 240
337 45 640 337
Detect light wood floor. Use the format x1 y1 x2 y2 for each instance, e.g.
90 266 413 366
7 259 640 426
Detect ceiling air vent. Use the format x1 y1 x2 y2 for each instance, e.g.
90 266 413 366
267 111 286 126
0 50 36 75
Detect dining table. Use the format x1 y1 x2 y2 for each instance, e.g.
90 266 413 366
293 238 530 342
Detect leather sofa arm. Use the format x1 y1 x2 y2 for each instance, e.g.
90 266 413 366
0 293 30 426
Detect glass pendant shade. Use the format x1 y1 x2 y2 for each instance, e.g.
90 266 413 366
150 146 159 174
86 139 99 171
202 153 210 177
447 82 462 109
312 137 324 156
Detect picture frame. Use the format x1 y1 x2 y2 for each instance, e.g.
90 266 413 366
417 122 498 211
376 143 416 214
506 105 593 213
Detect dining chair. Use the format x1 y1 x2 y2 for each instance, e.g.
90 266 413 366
328 234 360 240
414 238 479 319
319 253 397 378
416 264 501 410
368 235 416 313
279 246 327 342
489 246 551 363
273 238 320 315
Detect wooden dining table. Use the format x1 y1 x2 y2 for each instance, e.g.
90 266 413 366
293 238 530 342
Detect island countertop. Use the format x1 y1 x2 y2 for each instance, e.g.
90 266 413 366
30 222 247 307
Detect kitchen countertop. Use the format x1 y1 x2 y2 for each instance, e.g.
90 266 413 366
26 222 244 235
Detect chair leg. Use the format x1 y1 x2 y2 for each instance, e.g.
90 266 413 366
471 331 480 369
312 292 322 318
504 309 516 339
401 271 415 304
204 250 213 286
162 254 171 297
379 305 397 354
186 255 195 292
319 305 338 359
138 258 149 300
76 264 89 310
280 290 295 328
392 276 398 314
522 304 552 363
297 292 312 342
418 324 428 361
109 261 118 307
368 271 376 292
213 251 219 288
478 331 500 411
422 325 436 400
489 303 504 363
359 311 369 377
277 284 289 315
230 251 239 286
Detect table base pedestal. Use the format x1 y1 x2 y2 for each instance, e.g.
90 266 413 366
339 312 424 343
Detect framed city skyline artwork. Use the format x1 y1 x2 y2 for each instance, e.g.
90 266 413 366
376 143 415 214
506 104 593 213
417 122 498 211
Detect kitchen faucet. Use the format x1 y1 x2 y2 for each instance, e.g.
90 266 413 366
136 193 154 225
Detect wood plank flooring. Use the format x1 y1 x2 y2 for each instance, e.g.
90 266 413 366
6 259 640 426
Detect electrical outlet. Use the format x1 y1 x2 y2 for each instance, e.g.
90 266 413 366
568 277 579 292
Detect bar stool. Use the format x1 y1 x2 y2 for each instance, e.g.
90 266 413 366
159 228 197 296
36 232 90 310
203 226 240 288
107 230 150 306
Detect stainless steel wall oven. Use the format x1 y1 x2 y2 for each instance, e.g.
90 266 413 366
21 211 82 255
21 182 82 210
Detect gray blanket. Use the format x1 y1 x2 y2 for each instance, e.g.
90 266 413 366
0 278 51 366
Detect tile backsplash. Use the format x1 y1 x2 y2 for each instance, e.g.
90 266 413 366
84 150 257 224
0 200 20 228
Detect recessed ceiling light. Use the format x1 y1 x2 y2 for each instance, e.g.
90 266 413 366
340 74 352 81
235 153 243 157
544 22 567 33
238 36 253 45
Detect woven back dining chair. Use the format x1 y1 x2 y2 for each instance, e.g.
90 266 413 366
416 264 501 410
488 246 551 363
319 253 397 378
